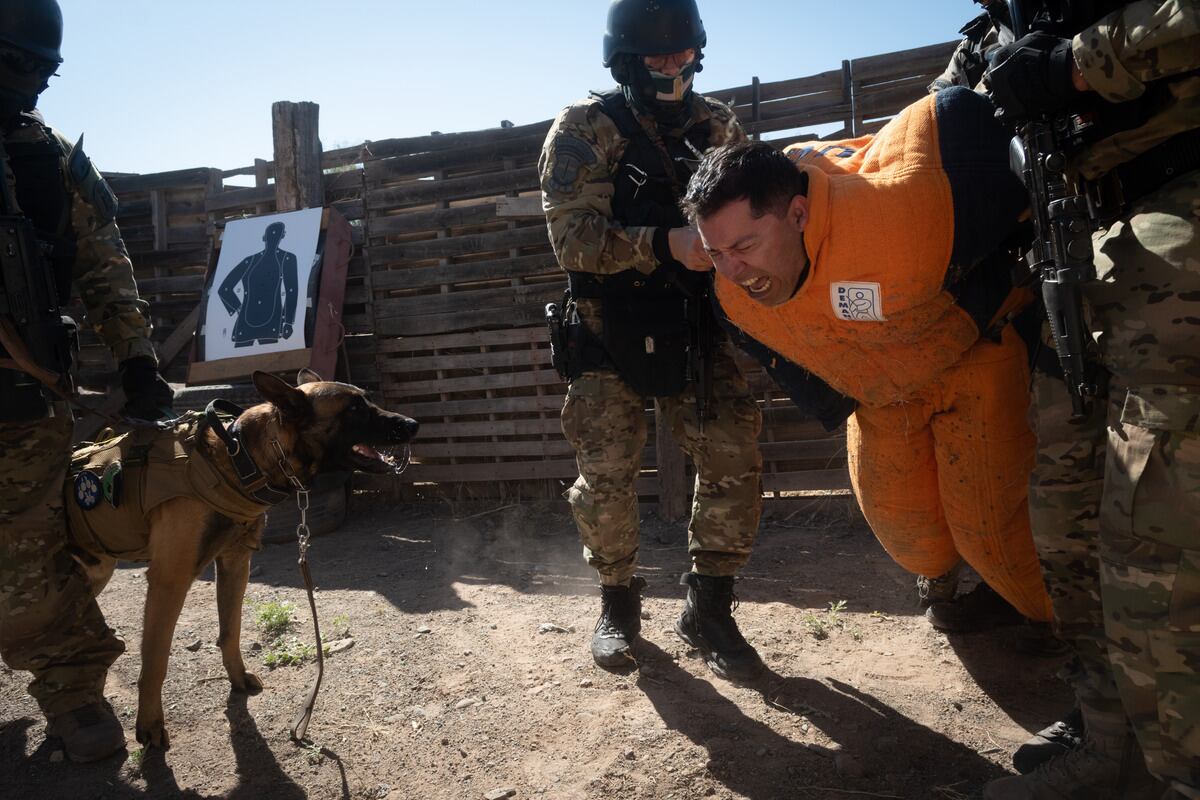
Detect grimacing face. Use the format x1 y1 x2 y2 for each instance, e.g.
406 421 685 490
696 194 810 308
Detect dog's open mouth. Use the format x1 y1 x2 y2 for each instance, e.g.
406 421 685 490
348 443 411 475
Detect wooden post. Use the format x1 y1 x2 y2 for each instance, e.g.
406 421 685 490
150 189 169 251
271 101 323 212
655 401 688 521
841 59 859 137
751 76 761 142
253 157 272 215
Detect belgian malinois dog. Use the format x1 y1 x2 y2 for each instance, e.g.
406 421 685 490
66 369 418 748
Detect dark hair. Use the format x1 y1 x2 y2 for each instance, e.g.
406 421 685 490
682 141 808 223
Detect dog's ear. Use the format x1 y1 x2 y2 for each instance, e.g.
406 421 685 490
252 371 310 418
296 368 323 386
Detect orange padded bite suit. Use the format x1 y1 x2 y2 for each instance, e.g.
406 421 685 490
716 88 1051 621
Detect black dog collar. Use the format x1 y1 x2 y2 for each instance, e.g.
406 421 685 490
202 399 294 506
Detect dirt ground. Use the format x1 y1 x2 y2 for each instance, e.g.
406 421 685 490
0 499 1072 800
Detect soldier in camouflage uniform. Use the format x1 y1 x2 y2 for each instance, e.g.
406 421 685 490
539 0 764 681
984 1 1200 798
928 0 1014 93
0 0 171 763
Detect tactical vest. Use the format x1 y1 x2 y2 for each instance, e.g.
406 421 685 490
0 113 79 422
65 412 268 561
567 89 718 397
4 113 76 304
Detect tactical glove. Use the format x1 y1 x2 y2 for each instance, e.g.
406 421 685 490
986 32 1079 126
119 356 174 420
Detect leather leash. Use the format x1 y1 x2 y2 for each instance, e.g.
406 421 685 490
274 442 322 743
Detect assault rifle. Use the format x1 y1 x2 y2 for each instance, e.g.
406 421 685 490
0 137 72 393
1004 0 1099 417
1009 120 1099 417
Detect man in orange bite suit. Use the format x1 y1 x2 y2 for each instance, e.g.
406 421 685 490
681 86 1052 625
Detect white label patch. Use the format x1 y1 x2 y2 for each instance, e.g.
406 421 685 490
831 282 886 322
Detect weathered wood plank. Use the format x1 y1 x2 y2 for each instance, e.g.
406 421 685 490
367 167 539 210
373 282 558 319
743 103 852 136
383 367 562 398
761 468 851 492
374 326 547 353
369 252 559 292
412 440 575 459
368 224 548 263
655 399 688 521
354 120 553 162
207 185 275 213
412 416 565 438
400 458 578 483
108 167 217 194
364 133 546 184
374 303 545 337
369 202 500 237
495 196 544 219
851 40 957 82
379 345 549 373
856 76 935 119
130 247 211 272
397 394 563 418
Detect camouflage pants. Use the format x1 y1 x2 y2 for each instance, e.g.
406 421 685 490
1028 370 1126 730
1029 170 1200 793
561 334 763 586
0 411 124 718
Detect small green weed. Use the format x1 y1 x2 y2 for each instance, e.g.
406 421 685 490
262 636 316 668
326 613 351 640
255 600 295 640
301 741 324 765
803 600 852 641
802 612 830 640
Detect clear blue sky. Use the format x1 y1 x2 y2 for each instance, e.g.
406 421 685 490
42 0 971 176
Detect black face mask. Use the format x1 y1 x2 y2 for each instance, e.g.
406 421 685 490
0 49 55 122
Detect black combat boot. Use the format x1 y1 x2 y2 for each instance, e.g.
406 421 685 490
674 572 764 682
591 576 646 668
925 582 1023 632
1013 707 1084 774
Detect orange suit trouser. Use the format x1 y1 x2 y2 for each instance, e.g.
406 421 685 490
846 325 1053 621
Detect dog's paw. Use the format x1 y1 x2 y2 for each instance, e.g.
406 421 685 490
135 716 170 750
230 670 263 694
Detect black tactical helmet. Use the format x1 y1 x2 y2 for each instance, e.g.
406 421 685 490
602 0 706 66
0 0 64 65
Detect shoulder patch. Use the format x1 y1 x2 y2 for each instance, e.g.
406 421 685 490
74 470 102 510
66 134 119 224
546 133 597 195
831 282 887 322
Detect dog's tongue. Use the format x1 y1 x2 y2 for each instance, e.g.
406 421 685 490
353 444 382 462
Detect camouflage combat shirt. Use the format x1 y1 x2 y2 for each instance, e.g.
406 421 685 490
538 91 745 276
1070 0 1200 179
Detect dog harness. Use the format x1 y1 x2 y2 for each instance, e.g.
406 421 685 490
65 410 271 560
